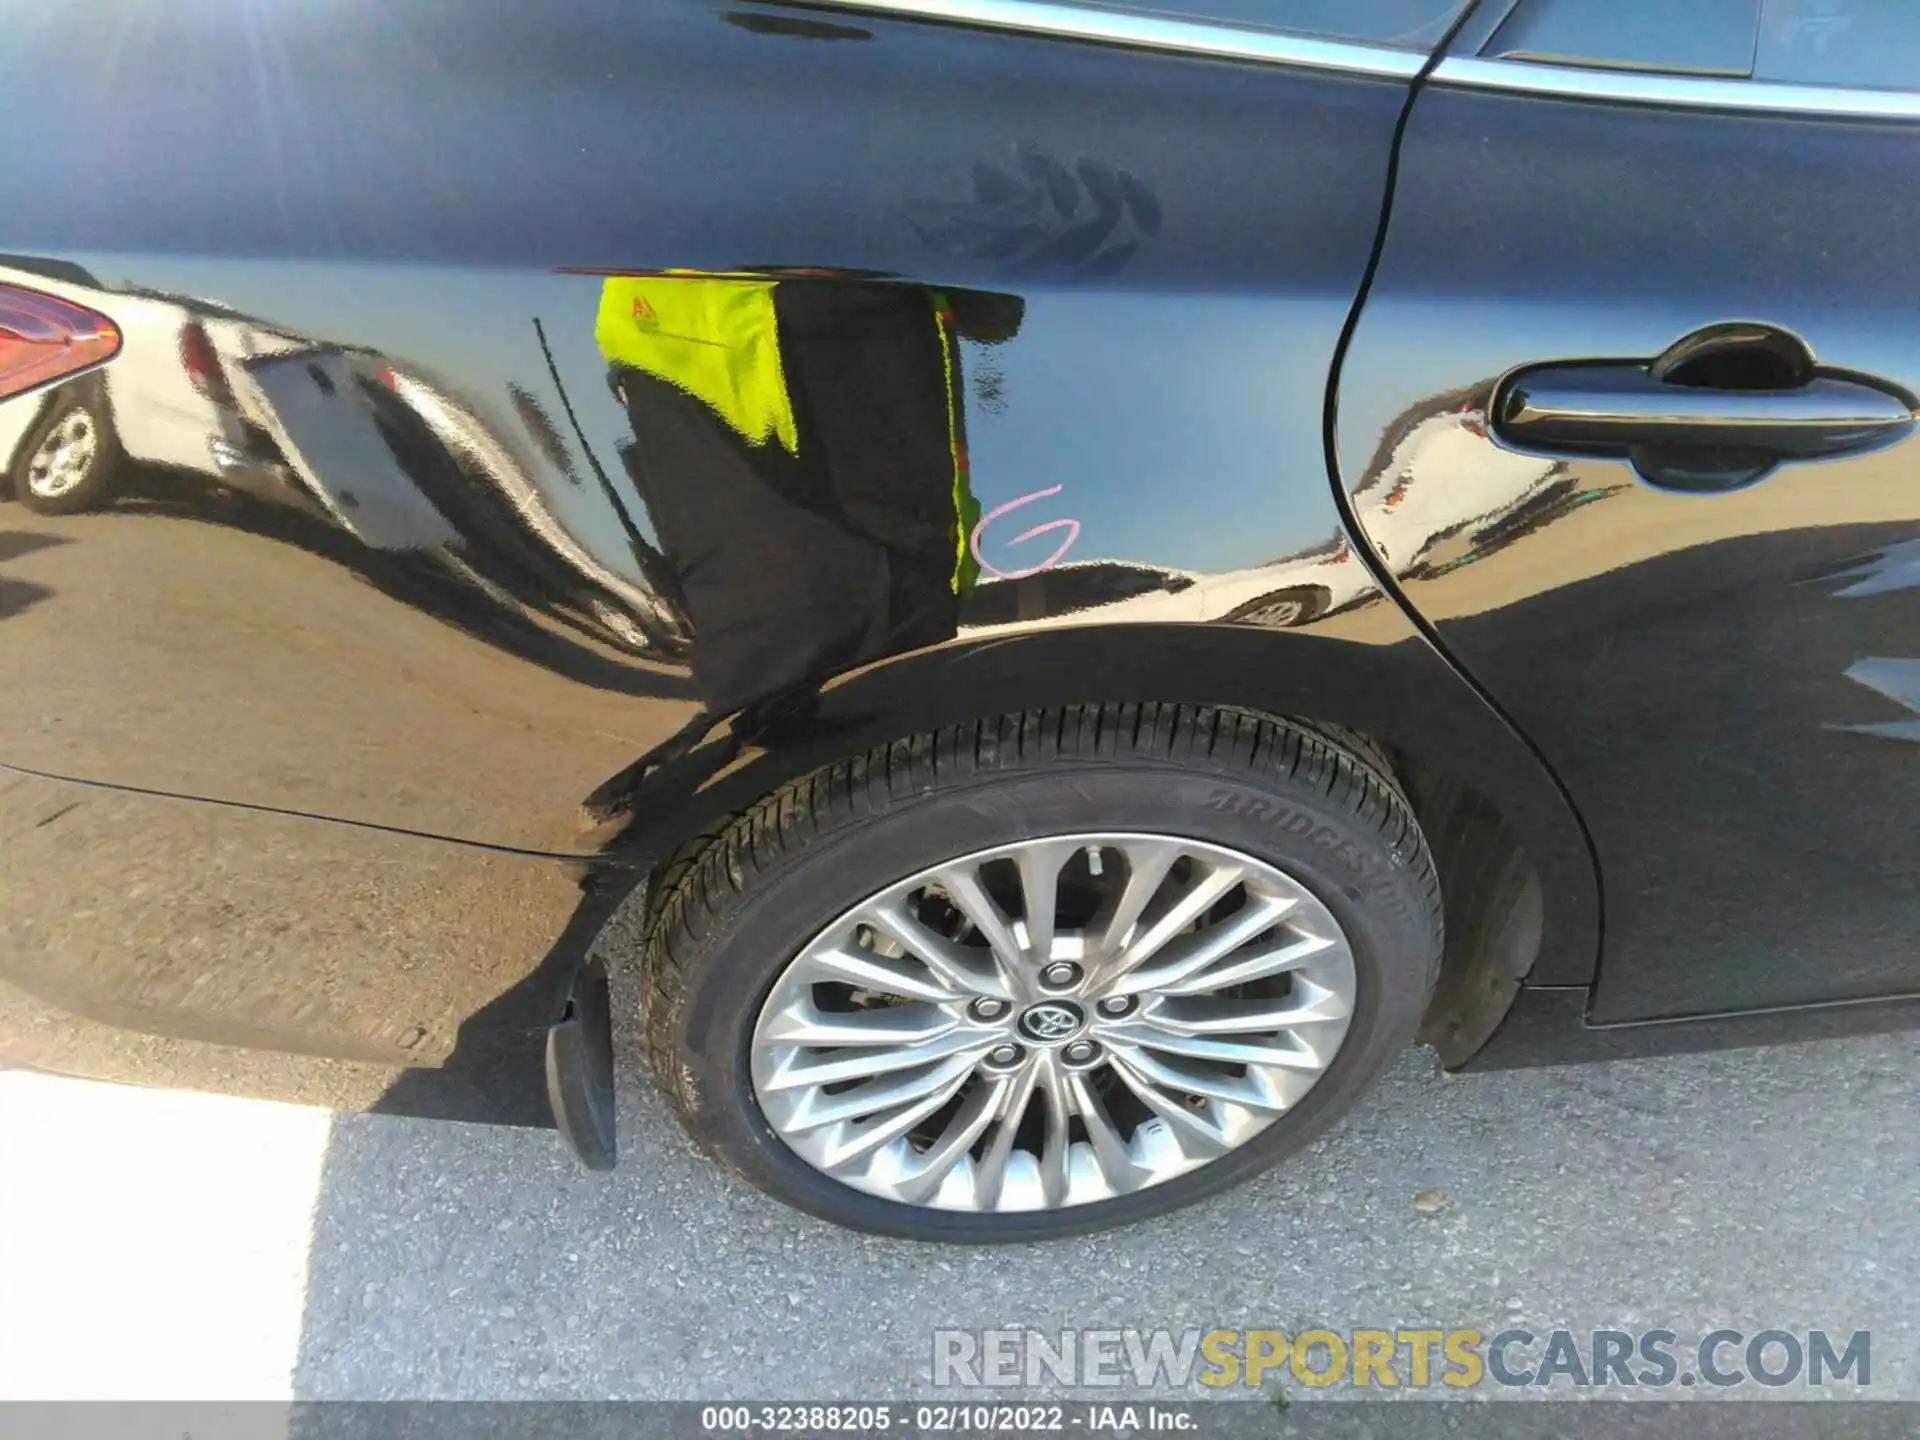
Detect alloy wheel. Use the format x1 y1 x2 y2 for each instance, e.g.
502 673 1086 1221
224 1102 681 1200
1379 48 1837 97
749 833 1358 1213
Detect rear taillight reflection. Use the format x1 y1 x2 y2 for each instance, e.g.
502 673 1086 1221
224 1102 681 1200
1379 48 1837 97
178 319 233 406
0 283 121 401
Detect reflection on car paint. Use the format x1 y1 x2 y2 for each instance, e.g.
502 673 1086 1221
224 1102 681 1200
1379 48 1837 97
592 271 1014 717
1834 658 1920 744
1347 392 1617 581
907 145 1163 280
10 258 1521 845
1818 537 1920 599
1816 541 1920 744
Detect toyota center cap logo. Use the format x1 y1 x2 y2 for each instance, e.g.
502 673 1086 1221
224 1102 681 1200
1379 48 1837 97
1020 1002 1083 1042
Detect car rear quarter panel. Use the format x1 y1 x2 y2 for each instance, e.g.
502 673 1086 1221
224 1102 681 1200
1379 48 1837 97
0 0 1597 1110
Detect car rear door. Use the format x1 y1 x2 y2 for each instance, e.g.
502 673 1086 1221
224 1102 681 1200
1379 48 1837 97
1336 0 1920 1021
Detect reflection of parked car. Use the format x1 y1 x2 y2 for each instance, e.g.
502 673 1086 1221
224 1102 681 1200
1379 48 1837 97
1351 407 1594 578
0 260 295 513
232 347 686 655
960 540 1373 633
241 348 460 549
375 365 686 652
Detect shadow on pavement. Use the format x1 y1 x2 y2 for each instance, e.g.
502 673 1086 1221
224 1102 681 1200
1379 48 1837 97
286 901 1920 1404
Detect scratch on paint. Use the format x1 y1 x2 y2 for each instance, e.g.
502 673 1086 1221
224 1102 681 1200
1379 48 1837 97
970 484 1081 579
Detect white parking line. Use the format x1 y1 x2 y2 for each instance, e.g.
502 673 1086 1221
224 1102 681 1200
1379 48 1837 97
0 1071 331 1400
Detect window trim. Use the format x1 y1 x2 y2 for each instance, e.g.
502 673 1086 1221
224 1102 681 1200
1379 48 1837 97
1431 54 1920 121
818 0 1427 77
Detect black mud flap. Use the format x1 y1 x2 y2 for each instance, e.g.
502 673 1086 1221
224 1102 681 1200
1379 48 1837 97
545 959 616 1171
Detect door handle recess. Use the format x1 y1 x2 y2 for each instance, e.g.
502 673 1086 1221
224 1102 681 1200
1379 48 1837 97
1492 326 1916 492
1499 367 1913 455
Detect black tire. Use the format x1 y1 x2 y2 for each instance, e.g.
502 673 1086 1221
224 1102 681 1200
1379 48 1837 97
11 384 122 515
641 703 1443 1242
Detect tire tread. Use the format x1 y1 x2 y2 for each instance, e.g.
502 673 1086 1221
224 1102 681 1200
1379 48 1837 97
642 703 1443 1150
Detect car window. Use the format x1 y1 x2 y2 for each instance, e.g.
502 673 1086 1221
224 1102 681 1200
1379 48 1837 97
1079 1 1471 50
1483 0 1761 77
1754 0 1920 91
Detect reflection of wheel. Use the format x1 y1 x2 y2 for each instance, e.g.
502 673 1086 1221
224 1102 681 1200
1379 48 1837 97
12 386 121 515
1225 584 1331 629
641 703 1442 1241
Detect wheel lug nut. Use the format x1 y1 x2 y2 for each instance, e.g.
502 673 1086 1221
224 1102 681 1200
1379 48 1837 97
1096 995 1135 1017
1063 1040 1100 1065
985 1043 1023 1069
1040 962 1081 990
969 998 1009 1021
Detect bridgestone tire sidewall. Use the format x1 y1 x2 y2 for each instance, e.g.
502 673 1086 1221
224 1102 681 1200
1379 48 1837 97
656 760 1438 1242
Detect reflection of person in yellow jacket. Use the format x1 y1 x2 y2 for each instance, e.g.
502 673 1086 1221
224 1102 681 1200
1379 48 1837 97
598 271 1021 721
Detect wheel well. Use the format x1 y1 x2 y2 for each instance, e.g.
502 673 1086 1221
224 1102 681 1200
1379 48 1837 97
593 619 1594 1016
1162 709 1544 1066
1386 744 1543 1066
1266 716 1546 1066
618 696 1544 1068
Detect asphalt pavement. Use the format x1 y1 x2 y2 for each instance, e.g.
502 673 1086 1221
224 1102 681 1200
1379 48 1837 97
2 955 1912 1407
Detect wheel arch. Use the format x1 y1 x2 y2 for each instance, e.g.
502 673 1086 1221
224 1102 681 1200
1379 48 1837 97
593 621 1601 1054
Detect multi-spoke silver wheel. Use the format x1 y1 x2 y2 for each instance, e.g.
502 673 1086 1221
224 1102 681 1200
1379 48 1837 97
26 410 100 499
750 833 1357 1213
